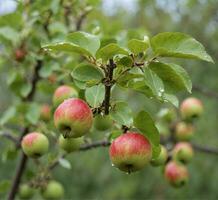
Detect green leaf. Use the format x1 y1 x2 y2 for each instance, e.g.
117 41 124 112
85 84 105 107
127 39 149 54
151 32 213 63
111 102 133 126
42 42 92 57
59 158 72 169
116 56 133 68
149 62 192 93
71 63 103 83
144 68 165 100
43 32 100 57
20 83 32 98
133 111 160 158
0 180 10 193
0 106 16 126
0 27 20 43
25 103 40 125
39 62 60 78
67 31 100 56
96 43 129 61
163 93 179 107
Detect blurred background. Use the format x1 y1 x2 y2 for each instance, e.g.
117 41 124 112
0 0 218 199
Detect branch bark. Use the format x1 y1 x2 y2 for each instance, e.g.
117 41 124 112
193 85 218 99
192 143 218 155
104 59 116 115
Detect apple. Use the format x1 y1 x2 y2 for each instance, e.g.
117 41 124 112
41 180 64 200
180 97 203 120
19 184 34 199
40 104 51 121
21 132 49 158
173 142 194 164
109 132 152 173
157 108 176 123
164 161 189 187
53 85 78 107
151 145 168 166
15 49 26 62
175 122 195 141
58 135 84 153
94 114 113 131
156 121 170 136
54 98 93 138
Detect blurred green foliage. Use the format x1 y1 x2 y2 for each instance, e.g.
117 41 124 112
0 0 218 199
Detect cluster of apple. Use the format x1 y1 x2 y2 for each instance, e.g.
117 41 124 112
155 97 204 187
109 97 203 188
19 83 204 198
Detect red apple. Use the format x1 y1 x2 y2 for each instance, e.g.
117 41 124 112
180 97 203 120
53 85 78 107
164 161 189 187
109 132 152 173
54 98 93 138
15 49 26 62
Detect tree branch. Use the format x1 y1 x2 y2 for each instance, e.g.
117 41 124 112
104 59 116 115
192 143 218 155
193 85 218 99
7 59 42 200
0 132 19 145
76 7 92 31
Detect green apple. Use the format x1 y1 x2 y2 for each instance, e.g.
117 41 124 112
19 184 34 199
94 115 113 131
41 180 64 200
173 142 194 164
175 122 195 141
151 145 168 166
58 135 84 153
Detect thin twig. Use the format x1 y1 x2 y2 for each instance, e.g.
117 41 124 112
193 85 218 99
192 143 218 155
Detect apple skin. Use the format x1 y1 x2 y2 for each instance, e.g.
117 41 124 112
109 132 152 173
150 145 168 166
164 161 189 187
58 135 84 153
173 142 194 164
19 184 34 199
21 132 49 158
40 104 51 121
94 115 113 131
54 98 93 138
41 181 64 200
180 97 203 120
53 85 78 107
175 122 195 141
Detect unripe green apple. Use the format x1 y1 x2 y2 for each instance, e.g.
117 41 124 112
58 135 84 153
109 132 152 173
175 122 194 141
157 108 176 123
40 104 51 121
54 98 93 138
180 97 203 120
94 114 113 131
53 85 78 107
19 184 34 199
150 145 168 166
21 132 49 158
164 161 189 187
41 181 64 200
173 142 194 164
